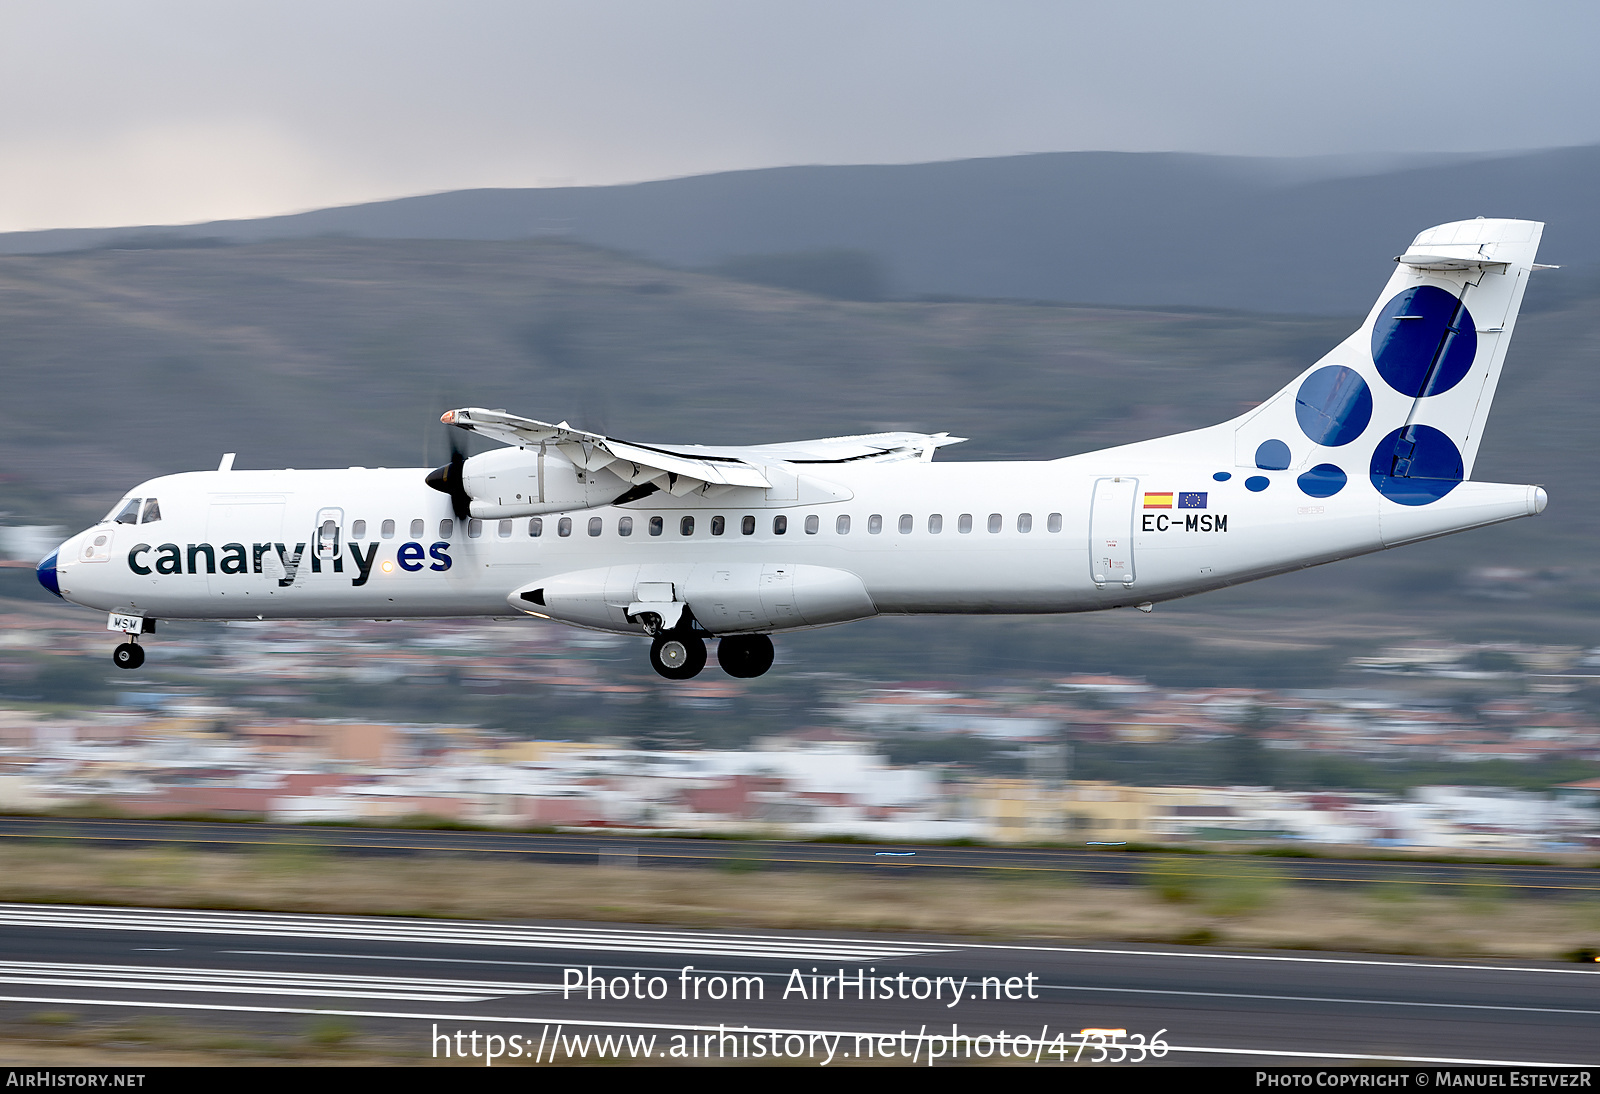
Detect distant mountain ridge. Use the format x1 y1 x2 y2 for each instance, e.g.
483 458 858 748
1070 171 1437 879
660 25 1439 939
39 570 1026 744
3 146 1595 312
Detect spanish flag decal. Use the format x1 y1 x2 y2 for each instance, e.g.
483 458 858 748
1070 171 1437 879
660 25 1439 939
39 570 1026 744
1143 492 1174 509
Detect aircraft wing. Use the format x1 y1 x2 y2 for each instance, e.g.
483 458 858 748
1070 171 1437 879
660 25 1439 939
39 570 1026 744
441 408 964 497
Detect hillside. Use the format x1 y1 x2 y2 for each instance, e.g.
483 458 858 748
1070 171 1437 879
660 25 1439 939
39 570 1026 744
0 237 1353 512
4 147 1596 314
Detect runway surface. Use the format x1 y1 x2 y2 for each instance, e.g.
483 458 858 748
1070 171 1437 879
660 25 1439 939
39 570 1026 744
1 816 1596 897
0 903 1593 1066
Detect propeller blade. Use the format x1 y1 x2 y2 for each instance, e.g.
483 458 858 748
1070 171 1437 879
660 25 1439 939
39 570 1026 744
425 420 473 521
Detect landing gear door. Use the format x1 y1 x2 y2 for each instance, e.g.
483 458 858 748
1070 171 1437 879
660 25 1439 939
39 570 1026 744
1089 477 1138 585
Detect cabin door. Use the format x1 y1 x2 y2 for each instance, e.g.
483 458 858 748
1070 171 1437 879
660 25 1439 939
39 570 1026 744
1088 477 1138 586
205 494 286 597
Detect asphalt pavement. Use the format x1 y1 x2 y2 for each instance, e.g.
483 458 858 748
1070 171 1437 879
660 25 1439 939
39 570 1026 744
0 903 1592 1066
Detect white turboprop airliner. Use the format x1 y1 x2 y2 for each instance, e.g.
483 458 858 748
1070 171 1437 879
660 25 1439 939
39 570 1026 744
39 219 1550 680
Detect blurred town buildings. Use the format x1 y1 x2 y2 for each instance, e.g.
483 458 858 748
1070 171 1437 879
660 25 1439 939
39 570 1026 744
0 606 1596 853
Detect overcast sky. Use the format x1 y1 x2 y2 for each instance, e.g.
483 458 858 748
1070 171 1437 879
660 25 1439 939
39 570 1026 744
3 1 1598 233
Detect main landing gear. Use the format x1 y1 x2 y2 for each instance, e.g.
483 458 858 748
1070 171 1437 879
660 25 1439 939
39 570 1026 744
650 632 707 680
717 634 774 679
647 632 776 680
112 641 145 670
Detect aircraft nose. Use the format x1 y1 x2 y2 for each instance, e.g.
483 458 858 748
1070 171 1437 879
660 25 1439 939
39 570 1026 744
35 548 62 599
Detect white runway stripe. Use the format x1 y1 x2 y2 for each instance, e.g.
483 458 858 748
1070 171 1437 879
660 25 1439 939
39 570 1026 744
0 904 942 961
0 960 548 1002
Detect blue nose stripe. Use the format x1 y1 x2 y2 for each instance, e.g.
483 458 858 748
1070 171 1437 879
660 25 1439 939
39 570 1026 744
35 550 62 599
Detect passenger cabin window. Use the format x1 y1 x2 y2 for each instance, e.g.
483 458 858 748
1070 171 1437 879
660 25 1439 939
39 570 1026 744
351 520 367 538
680 516 695 536
558 517 572 537
958 513 973 534
588 516 602 536
439 519 454 539
381 519 396 539
898 514 912 534
928 514 943 533
804 515 819 534
649 516 664 537
988 513 1002 533
468 519 483 538
773 515 788 535
498 519 513 538
140 499 162 524
1048 512 1063 533
867 514 883 534
1017 513 1032 533
618 516 634 537
741 515 755 535
836 515 851 534
112 499 141 524
530 517 543 537
411 519 425 538
318 520 338 555
711 516 725 536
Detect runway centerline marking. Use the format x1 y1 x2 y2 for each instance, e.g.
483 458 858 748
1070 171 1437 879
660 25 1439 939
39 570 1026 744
0 960 552 1002
227 949 866 980
0 904 943 961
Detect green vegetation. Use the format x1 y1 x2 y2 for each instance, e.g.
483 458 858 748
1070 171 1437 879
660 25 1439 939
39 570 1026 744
1144 855 1284 915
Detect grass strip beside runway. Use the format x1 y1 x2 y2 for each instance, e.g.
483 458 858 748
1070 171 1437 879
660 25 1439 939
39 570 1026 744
0 843 1595 961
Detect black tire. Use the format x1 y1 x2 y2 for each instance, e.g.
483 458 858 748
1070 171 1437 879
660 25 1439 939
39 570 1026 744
650 633 706 680
112 643 145 670
718 634 774 678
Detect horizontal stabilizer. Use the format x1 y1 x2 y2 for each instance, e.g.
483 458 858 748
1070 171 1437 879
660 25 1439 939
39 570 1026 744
1394 251 1511 271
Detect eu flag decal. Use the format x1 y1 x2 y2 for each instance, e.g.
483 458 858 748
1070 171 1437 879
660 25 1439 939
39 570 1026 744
1178 492 1208 509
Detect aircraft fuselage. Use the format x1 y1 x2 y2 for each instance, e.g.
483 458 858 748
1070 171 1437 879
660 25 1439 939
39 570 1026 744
48 452 1544 630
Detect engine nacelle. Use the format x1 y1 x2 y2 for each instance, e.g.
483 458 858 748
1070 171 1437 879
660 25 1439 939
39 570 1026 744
510 564 878 635
462 447 629 518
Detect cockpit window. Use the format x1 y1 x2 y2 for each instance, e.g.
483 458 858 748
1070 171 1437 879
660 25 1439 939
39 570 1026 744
112 498 142 524
140 498 161 524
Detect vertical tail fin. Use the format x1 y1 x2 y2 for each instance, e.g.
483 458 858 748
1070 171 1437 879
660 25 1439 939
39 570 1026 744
1233 218 1543 505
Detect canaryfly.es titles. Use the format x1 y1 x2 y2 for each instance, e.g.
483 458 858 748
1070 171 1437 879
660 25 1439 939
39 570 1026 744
124 539 450 587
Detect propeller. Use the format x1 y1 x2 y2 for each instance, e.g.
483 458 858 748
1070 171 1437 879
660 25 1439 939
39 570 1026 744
425 413 472 521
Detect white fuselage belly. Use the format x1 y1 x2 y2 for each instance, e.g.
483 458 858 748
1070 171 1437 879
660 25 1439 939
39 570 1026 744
51 449 1543 633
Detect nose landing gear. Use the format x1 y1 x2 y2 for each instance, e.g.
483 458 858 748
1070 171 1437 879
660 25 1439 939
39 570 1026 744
112 642 145 670
107 612 154 670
